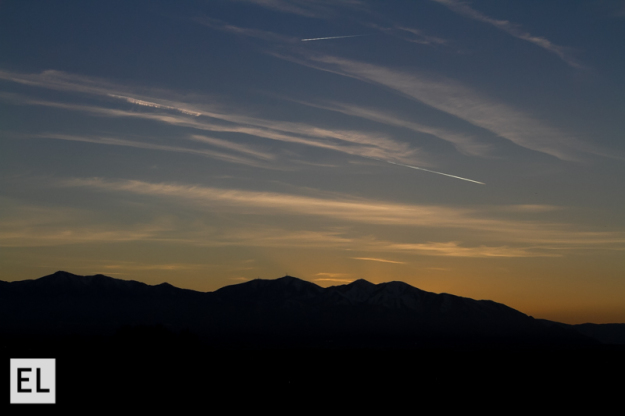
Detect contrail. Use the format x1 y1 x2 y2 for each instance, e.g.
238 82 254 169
301 35 367 42
384 160 485 185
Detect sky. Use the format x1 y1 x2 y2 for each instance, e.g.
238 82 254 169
1 0 624 324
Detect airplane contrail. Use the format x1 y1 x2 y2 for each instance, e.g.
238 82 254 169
384 160 485 185
301 35 367 42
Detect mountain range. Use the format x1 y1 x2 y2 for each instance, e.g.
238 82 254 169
3 270 620 348
3 271 625 409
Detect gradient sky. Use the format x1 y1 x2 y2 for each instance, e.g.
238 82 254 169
1 0 624 324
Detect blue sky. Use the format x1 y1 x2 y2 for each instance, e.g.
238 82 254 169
1 0 625 323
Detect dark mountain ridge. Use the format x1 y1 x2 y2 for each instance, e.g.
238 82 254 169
1 270 609 348
4 271 625 410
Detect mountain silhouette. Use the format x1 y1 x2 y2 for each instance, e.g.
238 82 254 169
0 270 599 348
3 271 625 410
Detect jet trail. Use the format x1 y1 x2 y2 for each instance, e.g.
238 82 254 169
385 160 485 185
301 35 366 42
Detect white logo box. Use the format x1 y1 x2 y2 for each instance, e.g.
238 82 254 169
10 358 56 404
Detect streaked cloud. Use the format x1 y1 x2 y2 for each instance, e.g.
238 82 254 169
219 229 354 248
31 133 274 168
301 34 367 41
0 197 181 247
313 278 355 283
108 94 201 116
3 191 624 258
58 177 502 229
494 204 562 213
102 263 205 271
0 69 148 100
0 223 167 247
385 242 558 258
394 26 448 45
188 135 275 160
193 17 298 43
351 257 405 264
315 272 350 278
0 70 428 166
290 100 493 157
229 0 364 18
301 54 591 161
430 0 583 68
231 0 326 17
56 178 625 250
364 22 448 46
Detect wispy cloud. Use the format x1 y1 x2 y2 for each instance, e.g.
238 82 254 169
59 177 500 229
315 272 350 278
430 0 583 68
31 133 274 168
188 135 275 160
32 97 420 164
4 192 624 257
385 242 557 258
6 90 484 184
351 257 405 264
288 100 493 157
0 70 429 166
364 22 448 46
229 0 365 18
220 229 354 248
313 278 355 283
394 26 448 45
231 0 325 17
0 69 156 100
103 263 205 271
108 94 201 116
193 17 298 43
56 178 625 251
300 54 591 161
493 204 562 213
0 197 183 248
0 221 168 247
301 34 367 41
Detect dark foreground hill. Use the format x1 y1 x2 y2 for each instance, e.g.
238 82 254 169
2 271 623 409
